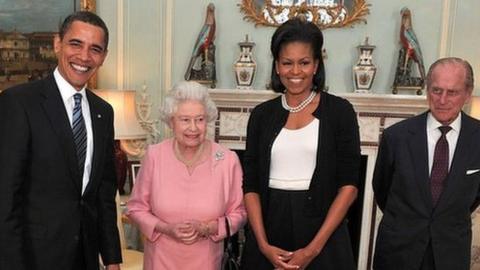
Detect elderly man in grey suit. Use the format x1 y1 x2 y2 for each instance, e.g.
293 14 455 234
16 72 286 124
0 11 121 270
372 57 480 270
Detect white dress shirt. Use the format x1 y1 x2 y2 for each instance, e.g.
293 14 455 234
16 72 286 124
426 113 461 176
54 68 93 194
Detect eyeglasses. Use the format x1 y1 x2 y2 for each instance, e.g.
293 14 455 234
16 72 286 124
173 115 206 126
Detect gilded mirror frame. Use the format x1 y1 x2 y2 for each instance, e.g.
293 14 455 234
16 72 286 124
81 0 96 12
239 0 370 29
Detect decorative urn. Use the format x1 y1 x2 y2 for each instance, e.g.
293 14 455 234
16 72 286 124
353 37 377 93
234 35 256 89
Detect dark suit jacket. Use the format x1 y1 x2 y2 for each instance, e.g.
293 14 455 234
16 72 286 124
372 112 480 270
0 75 122 270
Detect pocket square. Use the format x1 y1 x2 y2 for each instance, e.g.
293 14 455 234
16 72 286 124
467 169 480 175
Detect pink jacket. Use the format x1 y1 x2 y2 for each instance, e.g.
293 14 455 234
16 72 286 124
127 139 246 269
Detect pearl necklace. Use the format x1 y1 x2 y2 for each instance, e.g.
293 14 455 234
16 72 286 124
281 91 316 113
173 140 205 167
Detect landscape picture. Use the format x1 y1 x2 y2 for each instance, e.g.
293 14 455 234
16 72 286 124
0 0 81 91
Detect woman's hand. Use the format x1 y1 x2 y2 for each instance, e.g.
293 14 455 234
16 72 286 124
286 247 319 270
189 219 218 238
155 221 202 244
259 244 298 270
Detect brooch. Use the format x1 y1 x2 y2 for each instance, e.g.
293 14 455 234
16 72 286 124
215 150 225 161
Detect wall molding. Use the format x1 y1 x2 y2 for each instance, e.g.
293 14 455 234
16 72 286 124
116 0 124 89
439 0 458 57
162 0 174 92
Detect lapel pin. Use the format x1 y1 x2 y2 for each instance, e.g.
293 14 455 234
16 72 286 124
97 114 102 118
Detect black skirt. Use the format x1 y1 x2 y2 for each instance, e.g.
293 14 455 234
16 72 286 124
241 188 356 270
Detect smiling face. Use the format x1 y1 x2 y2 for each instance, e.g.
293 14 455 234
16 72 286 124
427 62 472 125
54 21 108 91
170 100 207 152
275 41 319 97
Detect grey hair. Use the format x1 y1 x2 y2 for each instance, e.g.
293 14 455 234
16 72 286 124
159 81 218 127
426 57 474 90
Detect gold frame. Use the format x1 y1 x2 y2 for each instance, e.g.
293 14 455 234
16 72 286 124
0 0 97 92
239 0 370 29
81 0 96 12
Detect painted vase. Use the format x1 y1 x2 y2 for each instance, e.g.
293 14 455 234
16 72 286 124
353 37 377 93
234 35 256 89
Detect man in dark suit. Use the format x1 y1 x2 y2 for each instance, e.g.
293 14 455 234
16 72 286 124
372 57 480 270
0 11 122 270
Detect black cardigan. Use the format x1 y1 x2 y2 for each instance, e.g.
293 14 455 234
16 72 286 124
243 91 361 218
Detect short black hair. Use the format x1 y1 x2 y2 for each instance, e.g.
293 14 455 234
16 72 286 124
58 11 109 50
270 18 325 93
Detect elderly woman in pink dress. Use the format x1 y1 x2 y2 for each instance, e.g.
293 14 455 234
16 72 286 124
127 81 246 269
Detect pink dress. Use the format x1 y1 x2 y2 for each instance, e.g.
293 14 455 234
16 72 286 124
127 139 246 270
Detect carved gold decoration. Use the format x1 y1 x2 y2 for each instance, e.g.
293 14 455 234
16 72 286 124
239 0 370 29
81 0 96 12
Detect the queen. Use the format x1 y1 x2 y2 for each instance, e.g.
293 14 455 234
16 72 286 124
127 81 246 269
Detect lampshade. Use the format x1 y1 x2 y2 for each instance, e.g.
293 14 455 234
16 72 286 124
93 89 146 140
470 96 480 120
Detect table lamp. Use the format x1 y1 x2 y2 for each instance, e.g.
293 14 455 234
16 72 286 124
469 96 480 120
93 89 146 194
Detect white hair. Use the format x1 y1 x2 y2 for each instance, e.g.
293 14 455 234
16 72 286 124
159 81 218 127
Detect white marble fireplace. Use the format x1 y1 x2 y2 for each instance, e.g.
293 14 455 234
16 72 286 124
209 89 429 270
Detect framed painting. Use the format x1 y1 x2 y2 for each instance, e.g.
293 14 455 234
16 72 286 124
0 0 96 92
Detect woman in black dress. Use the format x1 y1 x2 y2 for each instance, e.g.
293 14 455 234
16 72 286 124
241 18 361 270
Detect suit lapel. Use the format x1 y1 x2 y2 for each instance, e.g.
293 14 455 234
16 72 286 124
435 113 480 211
407 113 433 210
40 75 82 193
83 90 107 195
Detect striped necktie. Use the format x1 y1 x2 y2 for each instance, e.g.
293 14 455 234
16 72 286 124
72 93 87 176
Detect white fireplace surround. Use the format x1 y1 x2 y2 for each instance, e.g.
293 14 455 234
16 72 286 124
209 89 428 270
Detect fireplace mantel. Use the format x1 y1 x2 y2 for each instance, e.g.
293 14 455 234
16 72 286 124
210 89 428 114
209 89 428 270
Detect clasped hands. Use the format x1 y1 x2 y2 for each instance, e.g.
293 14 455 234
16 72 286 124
156 220 215 245
261 244 318 270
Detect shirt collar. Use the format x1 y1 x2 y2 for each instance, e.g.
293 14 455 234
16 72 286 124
427 112 461 133
54 67 87 102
